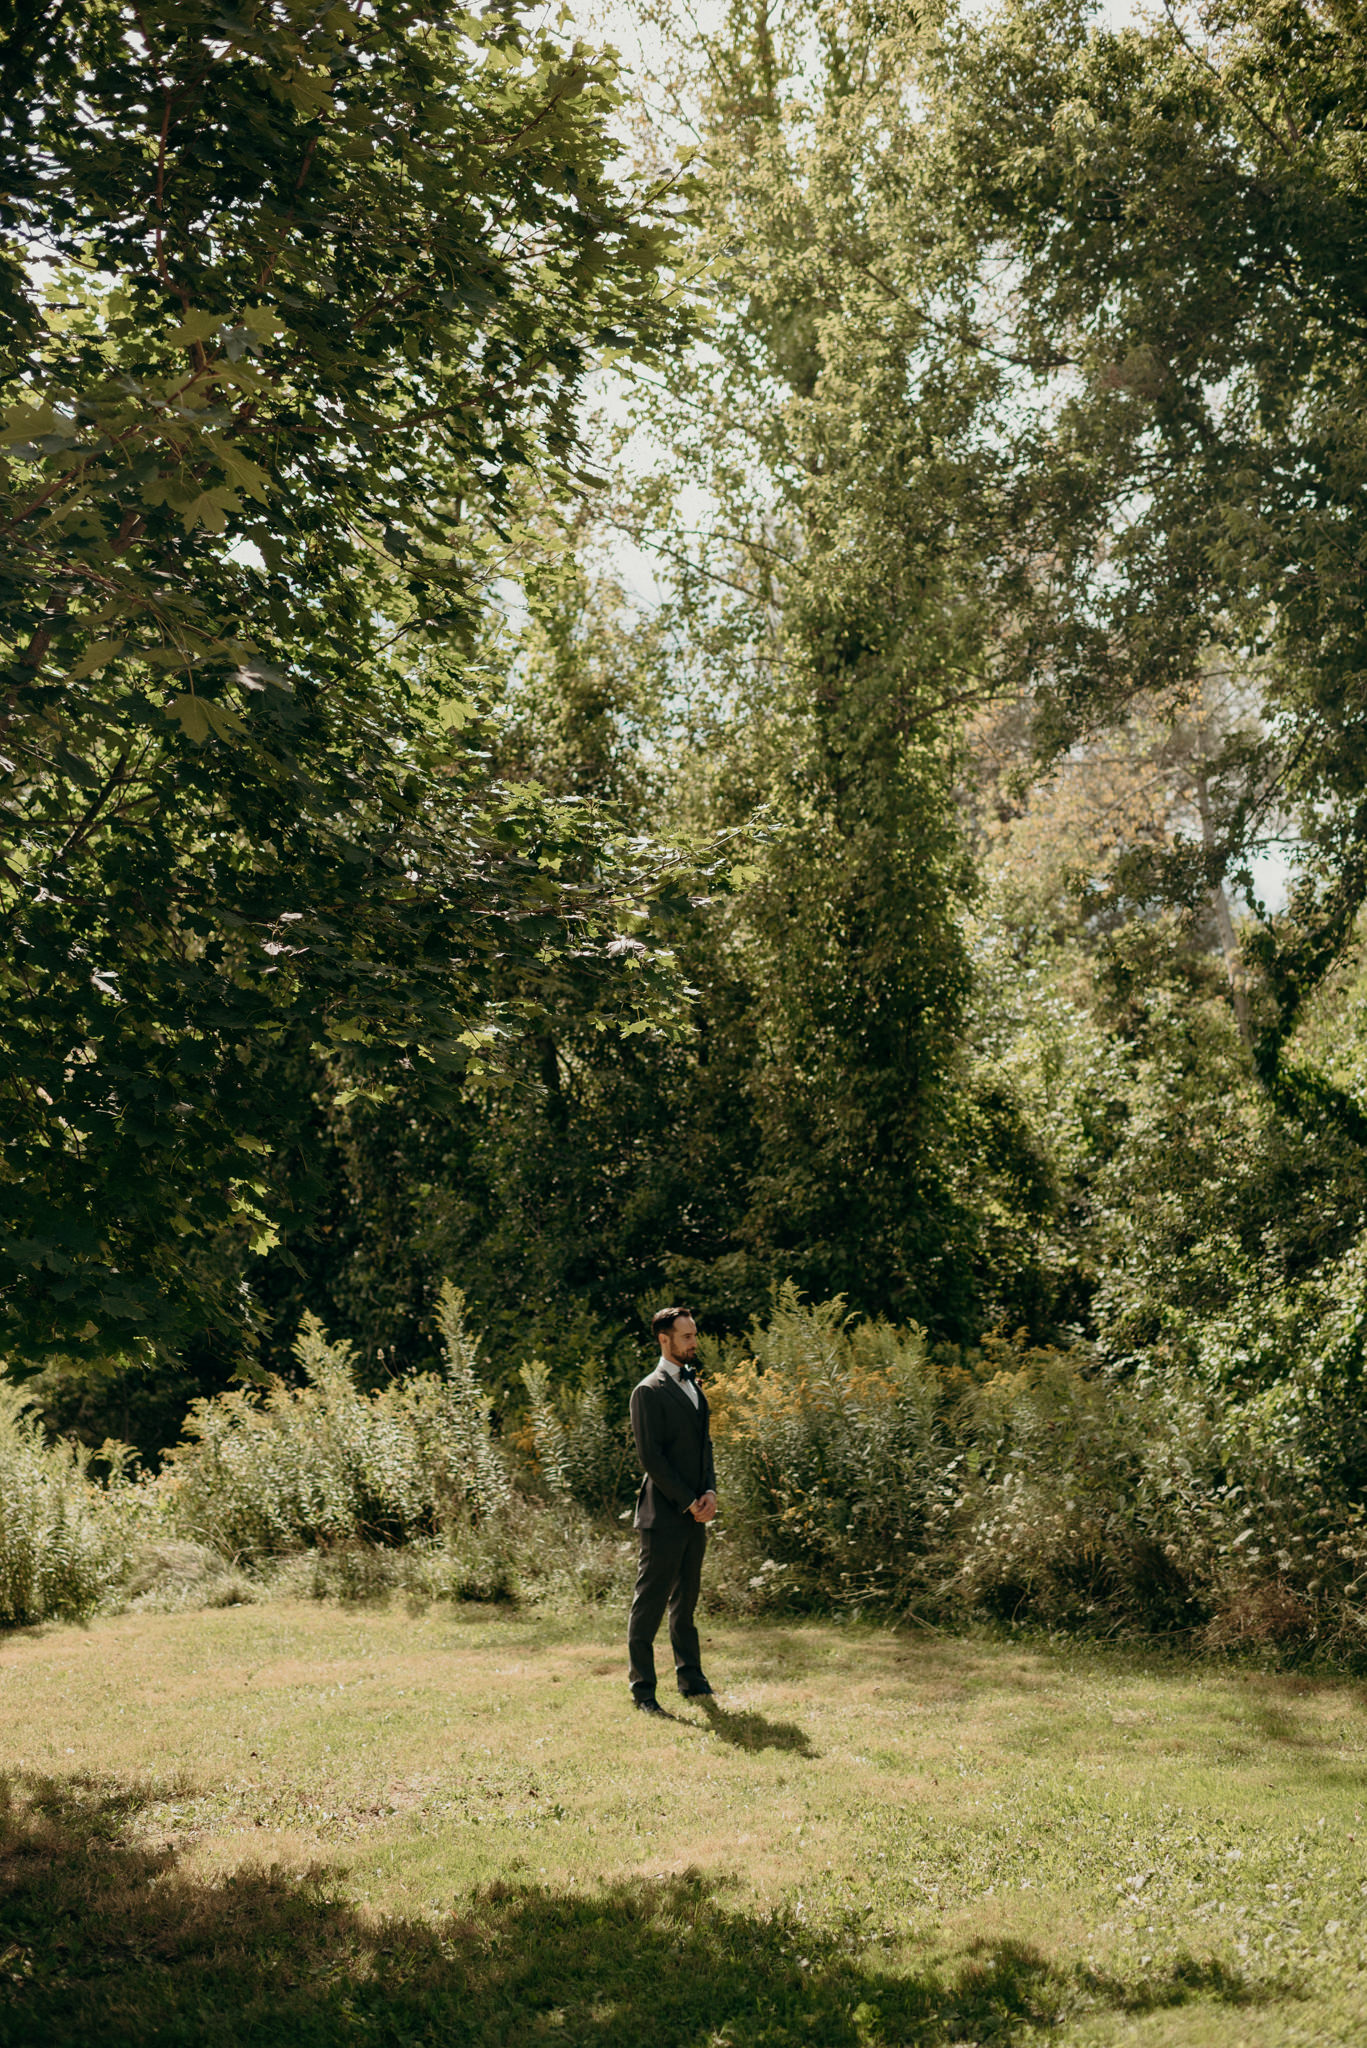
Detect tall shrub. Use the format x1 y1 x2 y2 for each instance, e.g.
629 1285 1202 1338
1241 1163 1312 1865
165 1289 508 1559
520 1358 634 1515
0 1384 126 1625
950 1349 1212 1633
434 1283 512 1524
706 1291 1367 1655
707 1287 953 1609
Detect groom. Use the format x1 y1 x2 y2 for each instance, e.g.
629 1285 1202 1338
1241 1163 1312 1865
627 1306 718 1713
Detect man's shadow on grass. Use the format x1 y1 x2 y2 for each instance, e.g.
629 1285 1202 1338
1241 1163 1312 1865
694 1695 818 1756
0 1770 1281 2048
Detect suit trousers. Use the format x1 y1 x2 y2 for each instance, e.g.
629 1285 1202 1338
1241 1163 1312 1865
627 1516 707 1698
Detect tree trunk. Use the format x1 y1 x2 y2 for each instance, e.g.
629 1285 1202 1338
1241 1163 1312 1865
1195 769 1252 1050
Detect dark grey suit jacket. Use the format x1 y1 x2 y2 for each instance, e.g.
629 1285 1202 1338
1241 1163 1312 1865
629 1363 716 1531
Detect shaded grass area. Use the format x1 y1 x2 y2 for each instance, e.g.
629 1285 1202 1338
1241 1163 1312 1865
0 1778 1259 2048
0 1605 1364 2044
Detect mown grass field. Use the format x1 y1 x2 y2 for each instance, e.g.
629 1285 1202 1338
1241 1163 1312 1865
0 1599 1364 2045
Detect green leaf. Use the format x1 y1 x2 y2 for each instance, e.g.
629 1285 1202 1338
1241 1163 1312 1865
165 695 247 744
436 697 477 730
170 308 224 346
68 639 125 679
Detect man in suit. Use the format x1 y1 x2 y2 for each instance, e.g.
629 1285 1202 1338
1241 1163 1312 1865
627 1305 718 1714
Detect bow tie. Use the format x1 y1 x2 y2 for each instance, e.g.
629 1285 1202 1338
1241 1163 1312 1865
677 1362 700 1383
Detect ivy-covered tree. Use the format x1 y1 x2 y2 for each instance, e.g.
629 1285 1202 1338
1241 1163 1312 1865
615 0 1049 1331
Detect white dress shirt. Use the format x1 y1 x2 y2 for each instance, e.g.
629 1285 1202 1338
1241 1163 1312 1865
661 1356 699 1408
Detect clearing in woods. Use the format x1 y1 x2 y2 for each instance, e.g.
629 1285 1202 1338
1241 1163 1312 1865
0 1601 1364 2044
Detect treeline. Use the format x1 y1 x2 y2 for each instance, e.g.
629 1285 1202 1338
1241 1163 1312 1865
9 0 1367 1590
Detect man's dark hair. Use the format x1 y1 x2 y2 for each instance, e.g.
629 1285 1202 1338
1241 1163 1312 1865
651 1305 694 1339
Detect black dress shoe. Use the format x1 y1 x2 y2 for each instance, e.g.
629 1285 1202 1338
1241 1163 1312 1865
679 1682 714 1698
634 1696 665 1715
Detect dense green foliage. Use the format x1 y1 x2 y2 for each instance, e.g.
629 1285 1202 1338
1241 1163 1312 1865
8 1289 1367 1667
1 0 689 1365
367 0 1367 1375
10 0 1367 1665
930 0 1367 1056
0 1382 127 1625
163 1286 509 1557
701 1292 1367 1658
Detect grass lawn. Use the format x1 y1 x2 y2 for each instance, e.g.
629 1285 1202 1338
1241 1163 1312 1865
0 1599 1364 2045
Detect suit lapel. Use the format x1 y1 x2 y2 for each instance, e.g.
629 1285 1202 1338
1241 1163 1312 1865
657 1367 705 1425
